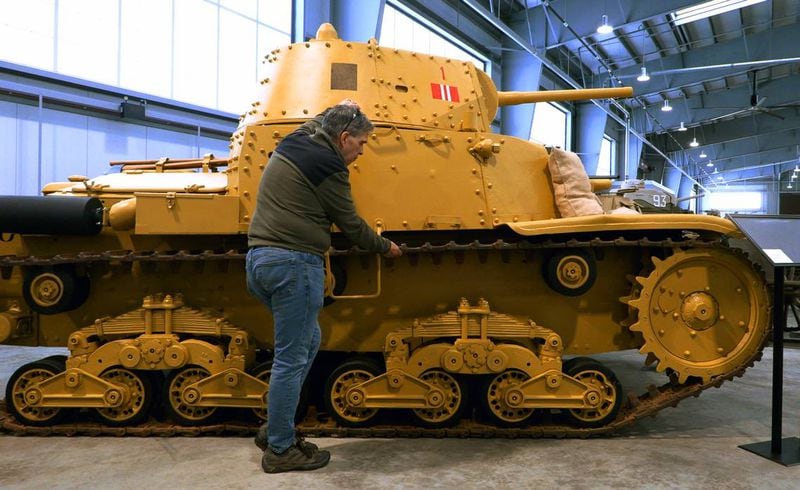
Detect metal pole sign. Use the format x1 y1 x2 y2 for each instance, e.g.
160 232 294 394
732 215 800 466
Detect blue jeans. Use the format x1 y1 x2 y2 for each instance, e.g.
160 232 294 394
246 246 323 453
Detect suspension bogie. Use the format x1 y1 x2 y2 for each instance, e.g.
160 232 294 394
322 298 623 428
5 294 267 426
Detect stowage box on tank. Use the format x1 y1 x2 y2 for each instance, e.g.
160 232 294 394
0 24 768 435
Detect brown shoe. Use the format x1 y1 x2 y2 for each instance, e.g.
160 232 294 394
295 433 320 455
262 445 330 473
255 426 319 455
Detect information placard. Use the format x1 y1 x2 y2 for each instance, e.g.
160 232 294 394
729 215 800 266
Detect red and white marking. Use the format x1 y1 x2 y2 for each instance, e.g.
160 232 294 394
430 83 460 102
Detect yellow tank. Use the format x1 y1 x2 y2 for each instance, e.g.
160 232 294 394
0 24 769 434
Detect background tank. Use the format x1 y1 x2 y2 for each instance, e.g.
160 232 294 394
0 24 769 433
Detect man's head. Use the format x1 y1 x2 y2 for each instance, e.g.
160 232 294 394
322 104 373 164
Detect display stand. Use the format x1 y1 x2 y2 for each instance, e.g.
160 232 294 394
731 215 800 466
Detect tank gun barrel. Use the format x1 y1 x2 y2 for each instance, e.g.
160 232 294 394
497 87 633 106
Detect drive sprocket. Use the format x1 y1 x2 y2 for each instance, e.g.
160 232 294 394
627 248 769 383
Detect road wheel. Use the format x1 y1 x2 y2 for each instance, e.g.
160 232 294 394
480 369 536 427
163 366 218 425
324 357 382 428
95 368 153 426
5 356 68 426
561 357 622 428
411 370 467 428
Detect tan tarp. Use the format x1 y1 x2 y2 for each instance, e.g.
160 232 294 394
547 148 604 217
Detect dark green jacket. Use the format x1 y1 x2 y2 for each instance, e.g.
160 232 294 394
247 116 390 256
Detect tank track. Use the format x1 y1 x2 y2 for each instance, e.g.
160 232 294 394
0 234 770 438
0 354 761 437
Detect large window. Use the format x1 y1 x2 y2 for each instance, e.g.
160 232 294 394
529 102 571 149
707 191 763 213
0 0 292 114
380 2 487 71
596 134 616 176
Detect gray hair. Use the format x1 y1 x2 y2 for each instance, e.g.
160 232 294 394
322 104 373 138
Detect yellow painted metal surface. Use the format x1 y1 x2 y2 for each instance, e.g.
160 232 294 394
508 213 743 237
135 194 240 234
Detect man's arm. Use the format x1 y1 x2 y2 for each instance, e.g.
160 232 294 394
316 172 391 253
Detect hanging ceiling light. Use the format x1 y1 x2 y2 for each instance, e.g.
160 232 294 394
689 137 699 147
789 183 794 189
597 14 613 34
661 99 673 112
637 66 650 82
713 167 719 174
636 26 649 83
677 121 688 132
699 151 707 158
706 162 714 167
794 164 800 172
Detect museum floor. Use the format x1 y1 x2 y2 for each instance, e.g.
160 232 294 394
2 340 800 489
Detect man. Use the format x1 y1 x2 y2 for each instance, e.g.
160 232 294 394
246 102 402 473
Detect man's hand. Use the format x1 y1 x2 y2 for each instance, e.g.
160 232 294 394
384 241 402 258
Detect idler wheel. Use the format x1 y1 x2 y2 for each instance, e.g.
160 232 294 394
164 366 218 426
23 265 90 315
480 369 535 427
94 368 153 426
543 250 597 296
560 357 622 428
411 370 467 428
324 357 382 428
5 356 67 426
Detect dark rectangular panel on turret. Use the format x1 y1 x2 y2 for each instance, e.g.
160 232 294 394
729 215 800 266
331 63 357 90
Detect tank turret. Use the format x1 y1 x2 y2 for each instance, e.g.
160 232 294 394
228 24 633 235
239 23 631 133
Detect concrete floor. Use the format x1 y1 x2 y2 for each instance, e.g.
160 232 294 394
2 343 800 489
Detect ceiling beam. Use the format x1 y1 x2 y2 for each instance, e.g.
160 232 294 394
635 72 800 132
696 145 799 177
607 23 800 96
513 0 699 51
664 109 800 151
703 160 798 185
672 124 800 173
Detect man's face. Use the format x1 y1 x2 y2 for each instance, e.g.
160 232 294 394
338 131 369 165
